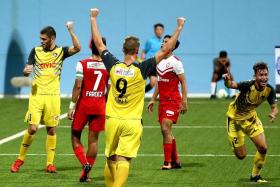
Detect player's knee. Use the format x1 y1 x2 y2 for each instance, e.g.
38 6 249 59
46 127 56 135
28 125 37 135
234 148 247 160
257 145 267 154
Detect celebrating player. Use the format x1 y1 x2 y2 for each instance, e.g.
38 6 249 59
90 8 186 187
147 35 188 170
223 62 278 183
10 23 81 173
67 38 109 182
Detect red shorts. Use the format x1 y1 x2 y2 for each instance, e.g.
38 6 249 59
72 108 105 132
158 100 181 124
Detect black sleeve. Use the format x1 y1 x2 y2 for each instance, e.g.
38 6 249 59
62 46 71 59
139 57 157 80
267 84 278 105
237 80 254 92
27 48 36 65
101 50 119 72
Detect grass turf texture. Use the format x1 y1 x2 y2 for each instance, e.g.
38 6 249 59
0 98 279 186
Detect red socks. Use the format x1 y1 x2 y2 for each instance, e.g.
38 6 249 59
163 144 172 162
171 139 179 162
86 156 96 166
74 146 87 166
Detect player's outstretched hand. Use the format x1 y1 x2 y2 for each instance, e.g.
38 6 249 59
222 73 231 81
23 64 33 76
146 100 155 113
66 21 74 31
181 100 188 114
268 113 276 123
177 17 186 28
67 109 75 120
90 8 99 18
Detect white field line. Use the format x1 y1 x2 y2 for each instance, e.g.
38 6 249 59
0 153 280 157
57 125 279 129
0 113 67 145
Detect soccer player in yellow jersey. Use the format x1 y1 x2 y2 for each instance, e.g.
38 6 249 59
223 62 278 183
10 22 81 173
90 8 186 187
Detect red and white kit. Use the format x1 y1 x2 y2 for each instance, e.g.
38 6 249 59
72 58 109 131
156 55 184 123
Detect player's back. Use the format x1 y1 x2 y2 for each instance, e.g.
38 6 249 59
78 58 109 114
157 55 183 101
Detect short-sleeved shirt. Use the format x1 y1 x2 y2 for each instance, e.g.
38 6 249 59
143 36 162 59
213 57 230 75
227 80 277 120
101 50 156 120
75 57 109 115
157 55 184 101
27 46 71 95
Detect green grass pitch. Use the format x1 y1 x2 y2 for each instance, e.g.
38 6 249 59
0 98 279 186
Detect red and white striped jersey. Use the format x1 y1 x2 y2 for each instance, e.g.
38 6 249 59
156 55 184 101
75 57 109 114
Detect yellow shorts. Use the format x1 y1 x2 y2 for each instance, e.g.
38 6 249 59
105 117 143 158
227 115 264 148
25 94 61 127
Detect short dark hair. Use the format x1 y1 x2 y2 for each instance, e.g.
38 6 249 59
163 35 180 51
253 62 268 74
219 50 227 58
40 26 56 38
91 37 106 56
154 23 164 29
123 36 140 55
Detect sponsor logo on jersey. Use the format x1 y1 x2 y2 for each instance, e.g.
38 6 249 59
87 62 105 69
158 76 169 82
40 62 57 69
114 67 135 77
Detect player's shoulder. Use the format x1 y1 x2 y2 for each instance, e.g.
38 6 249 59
266 83 275 92
171 55 181 61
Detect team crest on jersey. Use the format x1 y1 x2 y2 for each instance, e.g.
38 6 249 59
52 53 58 57
114 67 135 77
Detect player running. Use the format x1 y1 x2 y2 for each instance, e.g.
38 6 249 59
147 35 188 170
10 23 81 173
223 62 278 183
67 38 109 182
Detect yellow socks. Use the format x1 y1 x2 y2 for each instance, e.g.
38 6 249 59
104 160 116 187
18 130 35 161
252 151 266 177
114 160 130 187
46 134 56 166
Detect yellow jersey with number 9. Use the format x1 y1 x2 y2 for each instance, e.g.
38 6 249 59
101 50 156 120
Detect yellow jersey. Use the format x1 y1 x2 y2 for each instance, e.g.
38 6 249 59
27 46 71 95
101 50 156 120
227 80 277 120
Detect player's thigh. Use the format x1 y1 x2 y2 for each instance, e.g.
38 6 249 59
42 95 60 127
243 116 264 139
88 115 105 132
72 108 89 131
227 118 245 148
105 117 121 157
116 119 143 158
24 94 44 125
158 101 180 124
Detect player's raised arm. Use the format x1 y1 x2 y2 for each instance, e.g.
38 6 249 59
155 17 186 64
66 21 81 55
90 8 107 55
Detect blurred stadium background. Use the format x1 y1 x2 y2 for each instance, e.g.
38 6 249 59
1 0 280 96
